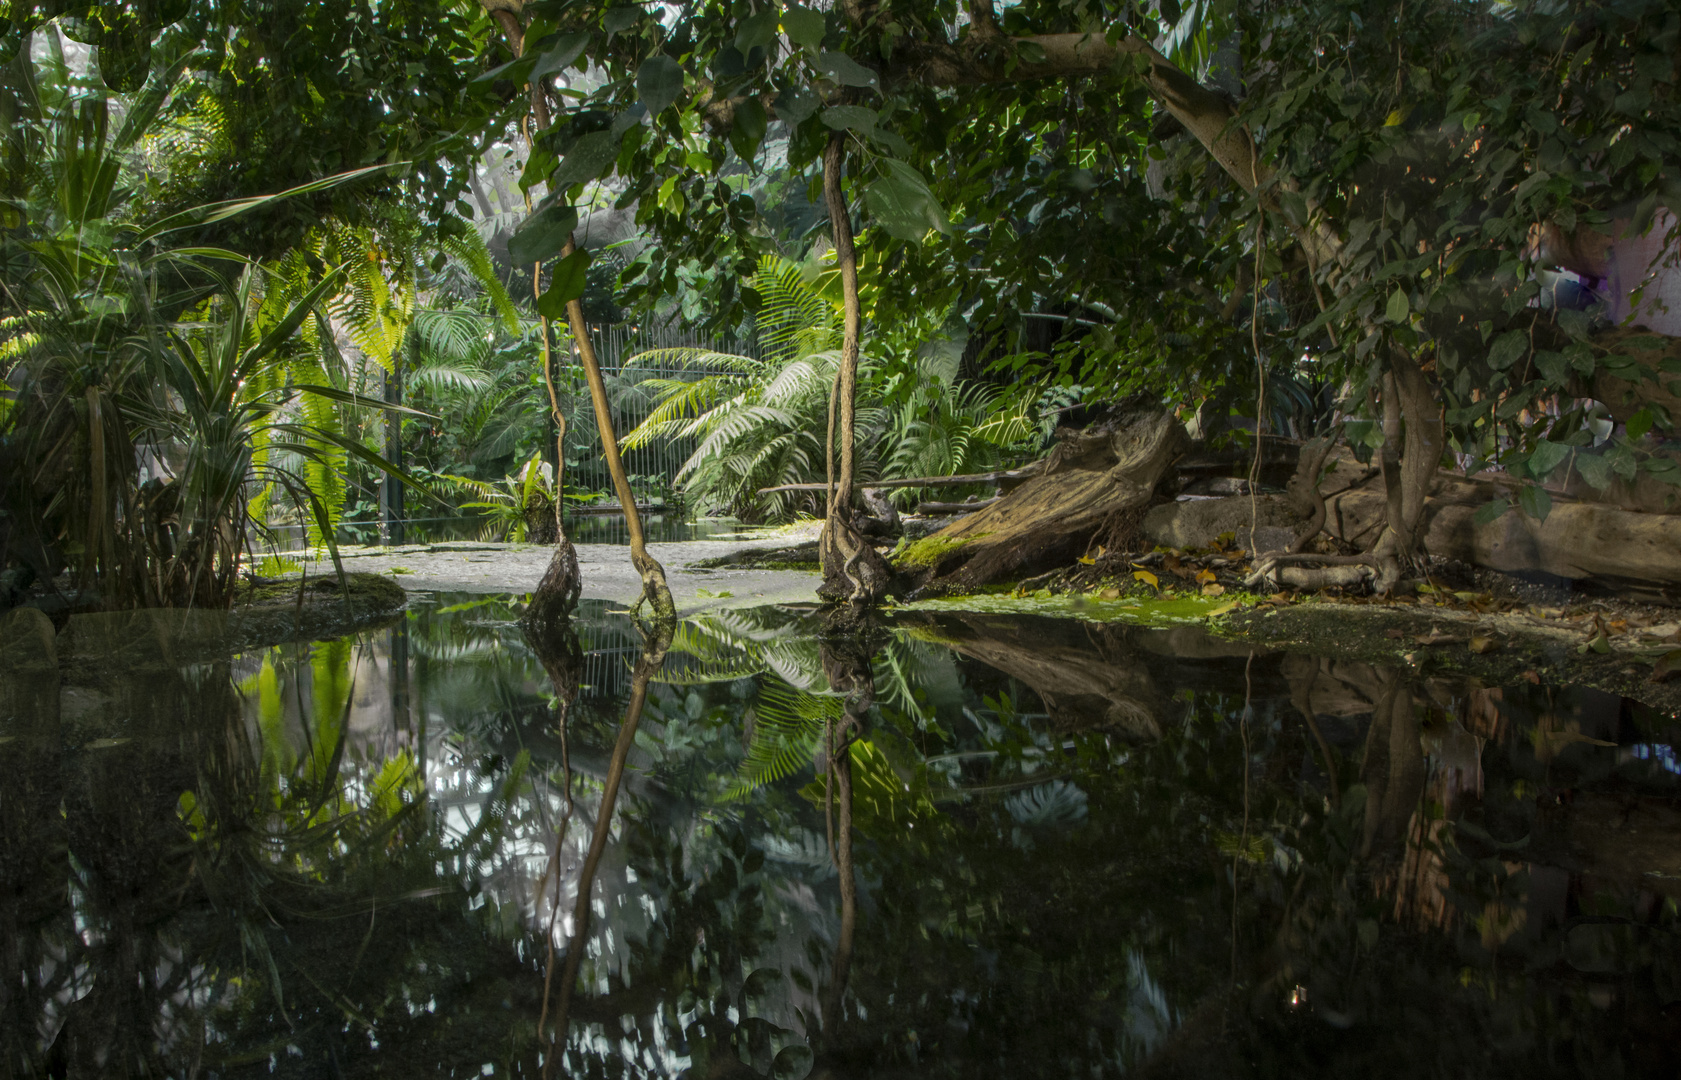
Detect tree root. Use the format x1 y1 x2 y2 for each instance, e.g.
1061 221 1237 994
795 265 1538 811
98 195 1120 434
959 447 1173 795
629 548 676 625
523 536 581 629
1284 435 1336 555
818 515 891 607
1244 550 1398 594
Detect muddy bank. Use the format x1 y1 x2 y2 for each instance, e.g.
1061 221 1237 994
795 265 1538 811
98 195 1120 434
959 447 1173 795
1215 597 1681 717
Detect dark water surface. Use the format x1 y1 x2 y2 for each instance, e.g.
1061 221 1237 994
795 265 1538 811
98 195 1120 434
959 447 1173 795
4 596 1680 1078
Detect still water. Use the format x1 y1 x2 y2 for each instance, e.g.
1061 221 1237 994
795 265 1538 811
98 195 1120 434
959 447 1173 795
4 595 1680 1077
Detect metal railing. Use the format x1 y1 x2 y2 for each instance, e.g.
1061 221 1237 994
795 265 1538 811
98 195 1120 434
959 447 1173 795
557 322 757 501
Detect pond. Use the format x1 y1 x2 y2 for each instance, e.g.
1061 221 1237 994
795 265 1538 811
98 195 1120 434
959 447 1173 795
5 595 1680 1077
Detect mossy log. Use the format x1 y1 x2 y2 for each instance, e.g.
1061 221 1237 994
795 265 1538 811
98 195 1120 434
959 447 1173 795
897 406 1188 589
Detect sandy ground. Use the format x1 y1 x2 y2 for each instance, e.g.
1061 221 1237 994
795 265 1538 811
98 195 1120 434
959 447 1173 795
290 526 824 615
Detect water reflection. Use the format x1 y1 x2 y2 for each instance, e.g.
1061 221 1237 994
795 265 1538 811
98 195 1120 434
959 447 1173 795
2 599 1679 1076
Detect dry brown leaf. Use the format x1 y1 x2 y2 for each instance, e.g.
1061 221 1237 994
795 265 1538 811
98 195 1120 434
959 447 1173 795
1468 635 1498 655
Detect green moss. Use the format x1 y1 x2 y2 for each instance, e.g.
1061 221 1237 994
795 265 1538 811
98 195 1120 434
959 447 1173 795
893 589 1229 626
892 534 974 570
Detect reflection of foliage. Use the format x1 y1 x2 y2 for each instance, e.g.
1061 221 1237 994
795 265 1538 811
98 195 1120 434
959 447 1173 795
726 680 840 800
36 597 1681 1076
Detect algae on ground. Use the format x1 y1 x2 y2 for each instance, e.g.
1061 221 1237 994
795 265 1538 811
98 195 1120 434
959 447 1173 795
895 588 1228 626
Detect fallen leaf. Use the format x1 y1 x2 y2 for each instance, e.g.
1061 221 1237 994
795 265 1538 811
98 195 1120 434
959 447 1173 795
1521 670 1541 684
1077 555 1096 565
1207 600 1240 617
1468 635 1498 654
1099 586 1122 600
1385 628 1407 639
1202 583 1226 597
1268 592 1291 605
1651 650 1681 683
1134 569 1160 589
1195 568 1218 585
1453 591 1478 603
1579 631 1611 655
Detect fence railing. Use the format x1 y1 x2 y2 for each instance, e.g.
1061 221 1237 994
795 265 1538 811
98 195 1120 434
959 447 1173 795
558 322 757 501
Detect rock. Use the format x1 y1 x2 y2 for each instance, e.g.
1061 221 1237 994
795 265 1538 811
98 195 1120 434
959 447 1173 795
1324 488 1681 595
1143 494 1303 553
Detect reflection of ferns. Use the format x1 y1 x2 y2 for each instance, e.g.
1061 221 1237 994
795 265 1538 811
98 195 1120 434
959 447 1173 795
664 612 829 692
725 681 842 801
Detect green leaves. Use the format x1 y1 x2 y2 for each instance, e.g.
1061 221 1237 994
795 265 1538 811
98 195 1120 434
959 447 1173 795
1626 408 1655 440
1473 497 1509 526
507 204 579 266
637 54 684 116
817 50 878 90
1517 483 1552 521
1488 330 1527 370
773 85 819 123
551 130 620 190
820 105 877 137
864 160 950 243
531 32 589 80
536 250 590 319
730 98 768 160
1384 289 1410 323
735 7 780 53
783 5 825 50
1523 439 1570 480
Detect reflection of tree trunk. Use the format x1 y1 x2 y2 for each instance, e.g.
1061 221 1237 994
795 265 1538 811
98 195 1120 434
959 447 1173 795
914 612 1167 741
1359 672 1425 861
0 609 66 1075
816 632 873 1053
539 619 671 1078
525 616 583 1072
817 133 890 607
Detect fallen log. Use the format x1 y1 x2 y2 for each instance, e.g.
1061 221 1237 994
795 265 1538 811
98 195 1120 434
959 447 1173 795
895 406 1188 589
916 498 1000 515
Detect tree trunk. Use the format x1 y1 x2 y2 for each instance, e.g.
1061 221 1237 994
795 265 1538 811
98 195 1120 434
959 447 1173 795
484 0 673 624
818 133 891 606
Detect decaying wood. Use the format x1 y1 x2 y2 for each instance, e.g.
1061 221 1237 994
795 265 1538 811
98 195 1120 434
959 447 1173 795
906 406 1188 589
